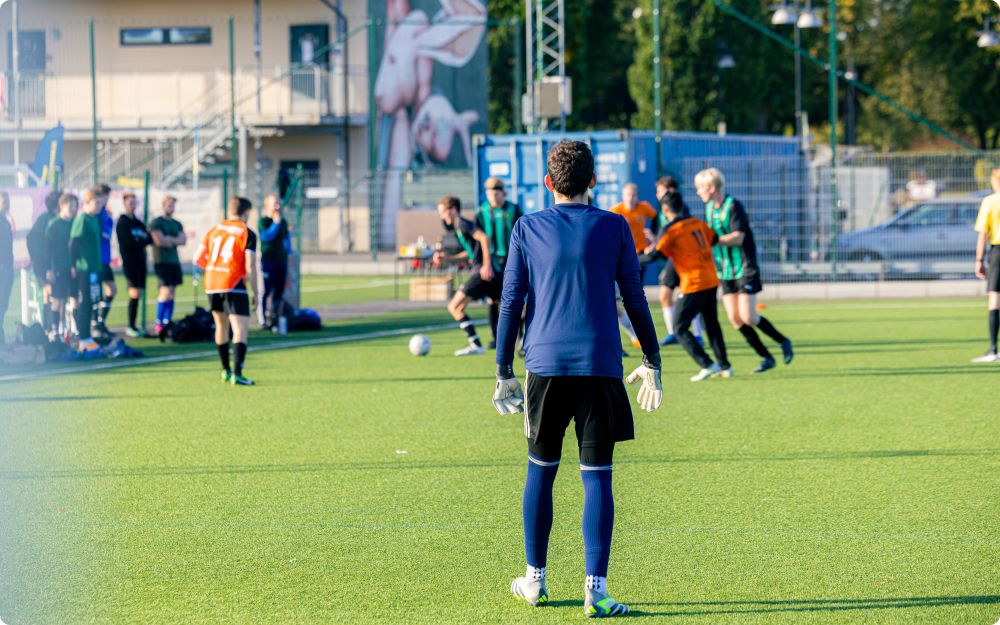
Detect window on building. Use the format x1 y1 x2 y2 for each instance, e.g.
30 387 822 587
120 27 211 46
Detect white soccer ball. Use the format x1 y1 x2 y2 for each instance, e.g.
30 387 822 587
408 334 432 356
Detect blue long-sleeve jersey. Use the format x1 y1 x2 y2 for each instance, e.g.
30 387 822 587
100 209 114 265
496 202 659 378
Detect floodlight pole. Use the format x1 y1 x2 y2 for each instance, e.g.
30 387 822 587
89 19 98 186
828 0 838 281
793 9 803 144
653 0 662 175
10 0 19 171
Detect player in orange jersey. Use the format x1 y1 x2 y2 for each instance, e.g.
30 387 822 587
640 191 731 382
195 197 260 386
609 183 658 350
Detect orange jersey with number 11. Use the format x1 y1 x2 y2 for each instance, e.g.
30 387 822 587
654 217 720 294
195 220 250 293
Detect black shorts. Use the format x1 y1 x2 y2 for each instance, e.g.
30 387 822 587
720 274 763 295
155 263 184 287
523 372 634 466
989 248 1000 293
209 291 251 317
99 264 115 284
51 271 73 300
460 268 503 301
122 259 148 290
659 260 680 289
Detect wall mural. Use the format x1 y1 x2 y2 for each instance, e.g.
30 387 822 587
370 0 487 247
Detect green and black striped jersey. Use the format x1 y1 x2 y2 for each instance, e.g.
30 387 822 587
476 201 522 272
704 195 758 281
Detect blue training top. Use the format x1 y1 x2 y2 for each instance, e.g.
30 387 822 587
100 209 114 265
496 202 659 378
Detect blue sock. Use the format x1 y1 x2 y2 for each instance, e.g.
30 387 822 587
164 299 175 323
523 455 559 568
156 301 165 325
581 465 614 577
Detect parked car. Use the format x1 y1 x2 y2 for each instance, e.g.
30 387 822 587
830 198 981 262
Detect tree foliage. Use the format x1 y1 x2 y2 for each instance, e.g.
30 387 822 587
486 0 1000 150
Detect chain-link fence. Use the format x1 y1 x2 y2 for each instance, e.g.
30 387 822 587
676 151 999 283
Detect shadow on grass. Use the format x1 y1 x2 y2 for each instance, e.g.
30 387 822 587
629 594 1000 617
2 447 994 481
784 365 994 379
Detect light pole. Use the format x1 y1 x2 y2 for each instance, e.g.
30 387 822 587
771 0 822 149
715 41 735 135
977 16 1000 48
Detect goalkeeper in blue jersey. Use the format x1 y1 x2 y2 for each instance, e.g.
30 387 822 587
492 140 663 618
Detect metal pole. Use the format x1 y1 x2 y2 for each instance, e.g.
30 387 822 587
367 19 378 260
141 169 150 333
254 0 262 115
793 5 803 146
557 0 566 131
229 17 237 186
513 17 522 135
11 0 19 170
90 19 98 186
222 169 229 220
653 0 662 174
828 0 838 282
525 0 534 133
238 123 248 195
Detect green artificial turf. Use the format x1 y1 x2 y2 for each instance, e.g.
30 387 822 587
1 298 998 624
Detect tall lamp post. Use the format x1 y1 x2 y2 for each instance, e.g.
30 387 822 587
715 41 735 135
771 0 822 149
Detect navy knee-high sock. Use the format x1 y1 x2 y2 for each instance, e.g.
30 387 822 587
523 455 559 568
581 466 614 577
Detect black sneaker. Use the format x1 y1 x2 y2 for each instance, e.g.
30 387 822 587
487 341 497 350
158 322 171 343
752 357 777 374
781 339 794 365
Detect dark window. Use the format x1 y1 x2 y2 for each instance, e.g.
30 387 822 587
168 27 211 45
120 27 211 46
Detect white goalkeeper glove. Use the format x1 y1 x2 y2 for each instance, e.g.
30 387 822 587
493 364 524 415
626 353 663 412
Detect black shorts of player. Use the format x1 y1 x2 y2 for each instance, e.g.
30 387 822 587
720 274 763 295
122 259 148 290
459 268 503 301
209 291 251 317
99 263 115 284
523 372 634 466
658 259 680 289
155 263 184 287
50 270 73 300
988 247 1000 292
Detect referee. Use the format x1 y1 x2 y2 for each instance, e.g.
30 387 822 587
116 192 152 336
493 140 662 618
973 168 1000 362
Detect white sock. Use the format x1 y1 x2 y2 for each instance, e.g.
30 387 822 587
692 314 703 338
662 305 674 335
617 311 638 342
585 575 607 593
526 565 546 581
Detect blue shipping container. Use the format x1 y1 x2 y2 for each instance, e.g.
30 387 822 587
475 130 801 210
474 130 810 266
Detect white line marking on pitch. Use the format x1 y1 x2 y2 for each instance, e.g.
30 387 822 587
0 322 456 384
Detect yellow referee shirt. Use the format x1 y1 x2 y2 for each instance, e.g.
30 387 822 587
974 193 1000 244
